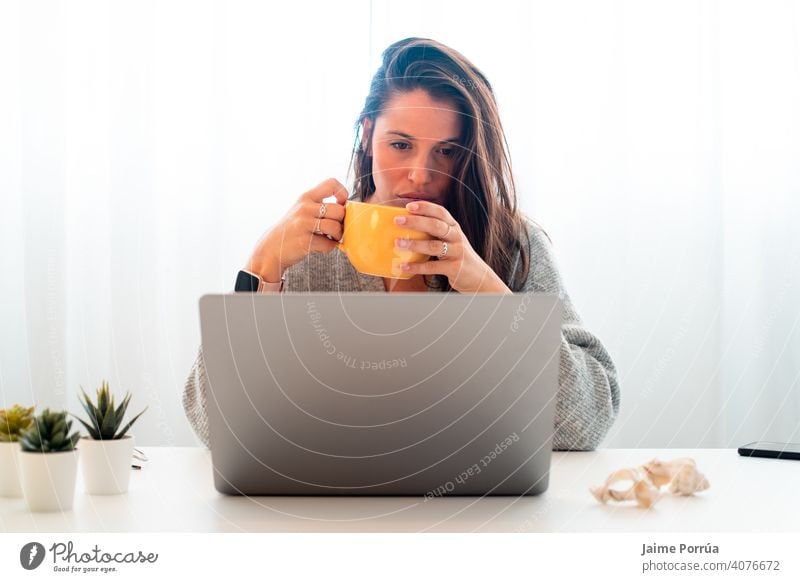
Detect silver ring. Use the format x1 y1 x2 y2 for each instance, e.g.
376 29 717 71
313 218 322 235
318 203 327 218
438 241 448 259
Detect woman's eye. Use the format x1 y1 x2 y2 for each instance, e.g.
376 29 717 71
388 142 454 157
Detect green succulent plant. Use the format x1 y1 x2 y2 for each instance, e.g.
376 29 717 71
0 404 35 443
19 408 80 453
74 380 147 440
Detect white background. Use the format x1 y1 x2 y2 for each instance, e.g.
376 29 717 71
2 533 798 581
1 0 798 448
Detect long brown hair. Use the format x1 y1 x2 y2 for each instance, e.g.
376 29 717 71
348 37 530 292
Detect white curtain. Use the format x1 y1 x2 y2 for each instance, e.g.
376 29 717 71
1 0 798 447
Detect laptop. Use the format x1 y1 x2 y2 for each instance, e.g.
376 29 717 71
198 292 561 496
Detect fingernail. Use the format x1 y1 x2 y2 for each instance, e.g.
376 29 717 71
407 202 419 211
394 216 406 225
396 238 409 248
401 263 410 271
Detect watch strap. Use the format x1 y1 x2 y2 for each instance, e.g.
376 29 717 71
235 269 284 293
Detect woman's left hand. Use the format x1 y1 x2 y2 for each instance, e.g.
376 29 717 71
393 201 512 294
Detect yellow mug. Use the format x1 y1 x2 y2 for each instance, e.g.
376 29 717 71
337 200 433 279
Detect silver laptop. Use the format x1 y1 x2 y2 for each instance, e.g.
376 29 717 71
198 292 561 496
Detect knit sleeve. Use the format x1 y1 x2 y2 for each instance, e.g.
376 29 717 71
182 345 211 448
520 219 621 451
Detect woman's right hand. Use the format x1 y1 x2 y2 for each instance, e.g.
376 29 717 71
245 178 349 282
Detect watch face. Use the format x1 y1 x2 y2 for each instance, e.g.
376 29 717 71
235 270 260 292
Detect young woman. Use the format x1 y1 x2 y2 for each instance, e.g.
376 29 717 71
183 37 620 451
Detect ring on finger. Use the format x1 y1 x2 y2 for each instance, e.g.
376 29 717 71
443 223 453 238
438 241 448 259
313 218 323 235
318 203 327 219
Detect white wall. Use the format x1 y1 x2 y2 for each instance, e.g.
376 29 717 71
1 0 798 447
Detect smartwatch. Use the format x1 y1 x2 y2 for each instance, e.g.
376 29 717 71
234 269 284 293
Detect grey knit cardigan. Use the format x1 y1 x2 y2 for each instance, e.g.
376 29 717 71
182 218 620 451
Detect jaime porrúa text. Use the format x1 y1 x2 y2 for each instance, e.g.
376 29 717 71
641 543 720 557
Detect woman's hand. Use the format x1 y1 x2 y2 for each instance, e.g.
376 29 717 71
246 178 348 282
393 201 512 294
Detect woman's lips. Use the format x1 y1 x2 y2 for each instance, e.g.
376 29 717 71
398 195 438 204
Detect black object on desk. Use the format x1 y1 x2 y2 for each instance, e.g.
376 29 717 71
738 441 800 461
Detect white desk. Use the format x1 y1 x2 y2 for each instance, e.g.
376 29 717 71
0 448 795 533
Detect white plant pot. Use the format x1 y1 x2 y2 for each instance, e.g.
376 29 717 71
0 441 23 497
79 435 134 495
19 449 79 512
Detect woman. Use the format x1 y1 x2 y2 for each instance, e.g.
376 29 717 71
183 37 620 451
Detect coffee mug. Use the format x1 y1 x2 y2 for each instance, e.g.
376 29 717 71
337 200 433 279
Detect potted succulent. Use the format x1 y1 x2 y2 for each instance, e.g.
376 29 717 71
73 380 147 495
18 408 80 512
0 405 35 497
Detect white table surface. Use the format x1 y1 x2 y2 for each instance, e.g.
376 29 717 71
1 447 795 533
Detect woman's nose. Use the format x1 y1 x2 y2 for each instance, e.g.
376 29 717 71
407 155 434 185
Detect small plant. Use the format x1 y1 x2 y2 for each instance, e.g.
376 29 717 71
19 409 80 453
74 380 147 440
0 405 35 442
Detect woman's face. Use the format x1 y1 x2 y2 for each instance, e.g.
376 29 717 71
363 89 462 207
